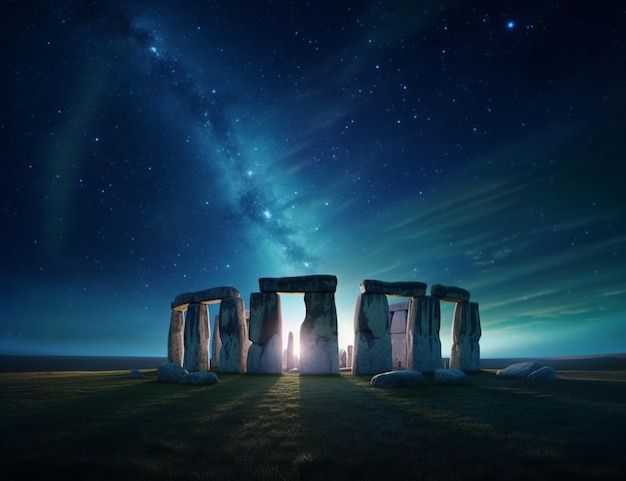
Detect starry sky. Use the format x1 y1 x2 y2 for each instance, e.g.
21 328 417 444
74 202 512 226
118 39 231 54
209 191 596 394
1 1 625 359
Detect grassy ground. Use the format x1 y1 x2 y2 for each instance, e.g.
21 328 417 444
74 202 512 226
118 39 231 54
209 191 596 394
1 369 625 480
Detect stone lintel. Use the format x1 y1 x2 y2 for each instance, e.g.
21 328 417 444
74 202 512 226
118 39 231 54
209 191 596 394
389 301 410 312
171 286 240 310
259 275 337 293
430 284 470 303
359 279 427 297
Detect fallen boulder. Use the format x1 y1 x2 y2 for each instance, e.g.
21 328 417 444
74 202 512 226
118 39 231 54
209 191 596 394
370 370 424 388
128 369 145 379
157 362 188 383
496 361 542 379
180 371 219 386
526 366 558 381
434 368 467 385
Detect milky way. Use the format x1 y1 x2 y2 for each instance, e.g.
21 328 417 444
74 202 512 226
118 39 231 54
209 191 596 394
1 1 624 358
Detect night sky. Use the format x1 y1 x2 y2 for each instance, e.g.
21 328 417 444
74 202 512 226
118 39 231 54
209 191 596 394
2 1 624 359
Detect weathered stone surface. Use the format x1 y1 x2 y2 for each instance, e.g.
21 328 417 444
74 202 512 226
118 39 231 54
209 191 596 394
219 296 249 373
496 361 542 379
180 371 219 386
157 362 188 383
527 366 558 381
286 331 295 371
352 293 392 375
389 301 410 313
183 303 210 372
259 275 337 293
248 292 281 345
450 301 481 372
434 368 467 385
211 314 221 369
360 279 427 297
347 345 353 369
430 284 470 302
129 369 145 379
247 334 282 374
389 307 408 370
406 296 442 373
299 291 339 374
171 286 240 310
167 309 184 366
370 370 424 388
339 349 347 368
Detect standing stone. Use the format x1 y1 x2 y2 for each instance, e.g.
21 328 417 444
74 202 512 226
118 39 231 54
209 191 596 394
167 309 184 366
183 303 209 372
247 292 282 374
299 291 339 374
406 296 442 373
219 296 249 373
347 345 353 369
211 314 221 369
389 306 409 370
339 349 347 368
352 293 393 375
286 331 295 371
450 301 481 372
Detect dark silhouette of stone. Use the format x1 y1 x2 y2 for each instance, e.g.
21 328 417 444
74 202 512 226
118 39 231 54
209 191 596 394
167 309 184 366
299 291 339 374
434 368 467 384
450 301 481 372
360 279 427 297
259 275 337 293
352 293 392 375
430 284 470 302
171 286 240 310
406 296 442 373
183 303 210 372
389 302 409 370
527 366 558 381
496 361 542 378
211 314 221 369
247 292 282 374
129 369 145 379
219 296 249 373
157 362 188 383
370 370 424 388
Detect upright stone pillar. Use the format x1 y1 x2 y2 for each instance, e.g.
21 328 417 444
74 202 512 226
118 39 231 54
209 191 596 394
286 331 295 371
299 291 339 374
347 345 353 369
219 296 249 373
389 302 409 370
183 303 209 372
406 296 442 373
450 301 481 372
247 292 282 374
167 310 184 366
352 293 392 375
211 314 221 369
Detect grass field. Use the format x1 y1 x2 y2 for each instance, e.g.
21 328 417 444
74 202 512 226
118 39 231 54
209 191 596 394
1 368 625 480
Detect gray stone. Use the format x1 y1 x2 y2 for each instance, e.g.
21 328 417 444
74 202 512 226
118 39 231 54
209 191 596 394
167 309 184 366
259 275 337 293
527 366 558 381
247 292 282 374
389 307 408 370
347 345 353 369
450 302 481 372
171 286 240 310
171 291 195 311
352 293 392 375
286 331 295 370
339 348 347 368
219 296 249 373
406 296 442 373
360 279 427 297
157 362 188 383
430 284 470 303
129 369 145 379
211 314 221 369
299 291 339 374
434 368 467 385
180 371 219 386
183 303 210 372
389 301 410 312
248 292 281 345
496 361 542 379
371 370 424 388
